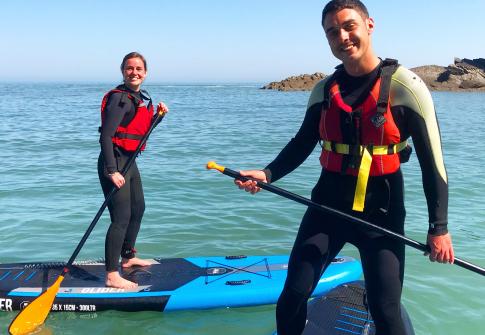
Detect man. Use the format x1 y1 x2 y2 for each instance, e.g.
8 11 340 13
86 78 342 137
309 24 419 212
235 1 454 334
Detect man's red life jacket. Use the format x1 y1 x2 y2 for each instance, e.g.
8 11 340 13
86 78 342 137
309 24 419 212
100 88 154 152
319 60 407 211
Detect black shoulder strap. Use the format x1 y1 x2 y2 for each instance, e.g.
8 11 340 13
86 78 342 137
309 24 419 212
322 75 333 109
371 58 399 128
140 89 153 110
322 65 344 109
140 89 151 101
111 85 143 127
115 84 143 106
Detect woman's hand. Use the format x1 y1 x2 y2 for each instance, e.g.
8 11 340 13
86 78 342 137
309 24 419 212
157 102 169 114
109 172 125 189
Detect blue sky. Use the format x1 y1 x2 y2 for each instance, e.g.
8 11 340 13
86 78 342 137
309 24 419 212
2 0 484 83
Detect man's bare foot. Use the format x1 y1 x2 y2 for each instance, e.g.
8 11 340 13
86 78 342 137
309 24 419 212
121 257 152 268
106 271 138 289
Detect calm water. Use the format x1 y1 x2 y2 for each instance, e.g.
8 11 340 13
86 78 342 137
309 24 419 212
0 83 484 334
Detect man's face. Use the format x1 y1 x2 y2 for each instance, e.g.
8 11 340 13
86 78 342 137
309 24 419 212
323 8 374 65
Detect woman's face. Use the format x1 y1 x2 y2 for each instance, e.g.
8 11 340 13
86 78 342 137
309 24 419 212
122 57 146 91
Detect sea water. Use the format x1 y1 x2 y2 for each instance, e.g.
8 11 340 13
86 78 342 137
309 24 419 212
0 83 484 334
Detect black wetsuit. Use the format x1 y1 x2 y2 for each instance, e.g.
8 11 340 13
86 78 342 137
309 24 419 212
98 84 151 272
268 63 448 335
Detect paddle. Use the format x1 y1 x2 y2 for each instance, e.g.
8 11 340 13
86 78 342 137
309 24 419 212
206 161 485 277
8 107 168 335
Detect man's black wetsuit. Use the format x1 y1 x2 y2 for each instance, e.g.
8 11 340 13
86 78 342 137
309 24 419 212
268 62 448 335
98 84 152 272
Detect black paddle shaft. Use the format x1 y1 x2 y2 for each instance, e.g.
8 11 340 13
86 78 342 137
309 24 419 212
221 167 485 277
63 111 167 273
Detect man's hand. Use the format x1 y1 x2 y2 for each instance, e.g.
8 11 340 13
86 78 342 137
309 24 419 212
234 170 268 194
426 233 454 263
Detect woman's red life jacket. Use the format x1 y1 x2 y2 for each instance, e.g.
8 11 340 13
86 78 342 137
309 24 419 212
100 88 154 152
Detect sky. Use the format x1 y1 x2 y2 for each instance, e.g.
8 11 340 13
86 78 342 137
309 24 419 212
2 0 485 83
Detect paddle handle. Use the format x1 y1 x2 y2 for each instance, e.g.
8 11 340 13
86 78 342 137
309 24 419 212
65 109 168 270
206 162 485 277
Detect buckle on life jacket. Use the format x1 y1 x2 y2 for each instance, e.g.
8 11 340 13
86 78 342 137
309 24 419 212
371 112 386 128
321 140 407 212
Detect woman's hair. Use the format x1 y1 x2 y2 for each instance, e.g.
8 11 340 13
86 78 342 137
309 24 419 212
120 52 147 72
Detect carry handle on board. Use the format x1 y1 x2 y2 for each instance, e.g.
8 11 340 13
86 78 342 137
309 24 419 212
8 107 168 335
206 161 485 277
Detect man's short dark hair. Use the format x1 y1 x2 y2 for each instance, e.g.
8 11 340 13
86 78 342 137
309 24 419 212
321 0 369 26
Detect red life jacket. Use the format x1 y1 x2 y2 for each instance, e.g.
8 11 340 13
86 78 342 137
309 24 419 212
319 60 407 211
100 88 154 152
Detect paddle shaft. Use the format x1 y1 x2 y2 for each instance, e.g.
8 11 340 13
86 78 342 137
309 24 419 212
220 166 485 277
64 111 166 272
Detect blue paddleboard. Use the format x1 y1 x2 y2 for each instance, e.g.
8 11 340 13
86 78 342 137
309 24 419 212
0 255 361 313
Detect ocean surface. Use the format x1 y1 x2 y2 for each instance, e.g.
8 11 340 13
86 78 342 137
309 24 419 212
0 83 484 335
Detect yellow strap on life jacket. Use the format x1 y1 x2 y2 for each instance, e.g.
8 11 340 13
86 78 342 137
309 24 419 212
321 141 407 156
321 140 408 212
353 147 373 212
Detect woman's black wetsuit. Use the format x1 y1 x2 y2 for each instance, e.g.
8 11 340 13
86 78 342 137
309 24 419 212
269 63 448 335
98 84 151 272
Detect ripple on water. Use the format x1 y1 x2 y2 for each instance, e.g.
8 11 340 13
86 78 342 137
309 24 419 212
1 85 484 334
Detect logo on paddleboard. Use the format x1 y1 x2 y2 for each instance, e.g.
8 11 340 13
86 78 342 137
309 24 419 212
0 298 13 311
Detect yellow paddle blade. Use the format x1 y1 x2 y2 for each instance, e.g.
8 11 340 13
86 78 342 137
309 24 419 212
8 275 65 335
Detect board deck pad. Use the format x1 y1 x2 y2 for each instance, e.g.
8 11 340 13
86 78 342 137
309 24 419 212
0 255 362 313
302 281 414 335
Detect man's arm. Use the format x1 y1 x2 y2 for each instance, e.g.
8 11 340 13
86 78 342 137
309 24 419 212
265 79 328 183
391 66 454 263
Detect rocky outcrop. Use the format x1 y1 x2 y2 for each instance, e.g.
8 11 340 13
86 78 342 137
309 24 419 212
411 58 485 91
263 58 485 92
261 73 326 91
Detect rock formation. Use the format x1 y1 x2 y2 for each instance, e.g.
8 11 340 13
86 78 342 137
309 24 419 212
261 73 326 91
411 58 485 91
262 58 485 92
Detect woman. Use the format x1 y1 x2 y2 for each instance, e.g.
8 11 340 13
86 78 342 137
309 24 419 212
98 52 168 289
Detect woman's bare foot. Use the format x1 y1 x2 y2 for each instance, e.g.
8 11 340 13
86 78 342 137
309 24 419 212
121 257 152 268
106 271 138 289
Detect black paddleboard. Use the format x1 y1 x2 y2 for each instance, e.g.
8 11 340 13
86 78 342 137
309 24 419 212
301 281 415 335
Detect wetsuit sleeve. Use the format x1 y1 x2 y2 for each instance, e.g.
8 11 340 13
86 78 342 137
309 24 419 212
99 92 132 174
265 79 328 183
391 67 448 235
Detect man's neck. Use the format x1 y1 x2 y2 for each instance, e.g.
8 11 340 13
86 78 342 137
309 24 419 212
343 53 380 77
